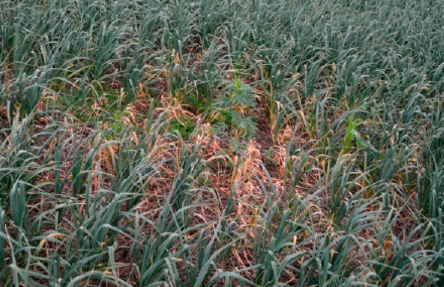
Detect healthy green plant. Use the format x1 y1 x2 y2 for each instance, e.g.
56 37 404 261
212 77 257 139
169 116 196 139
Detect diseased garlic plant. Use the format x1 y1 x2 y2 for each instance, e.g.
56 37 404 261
0 0 444 286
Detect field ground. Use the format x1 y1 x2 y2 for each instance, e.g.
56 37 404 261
1 0 444 286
